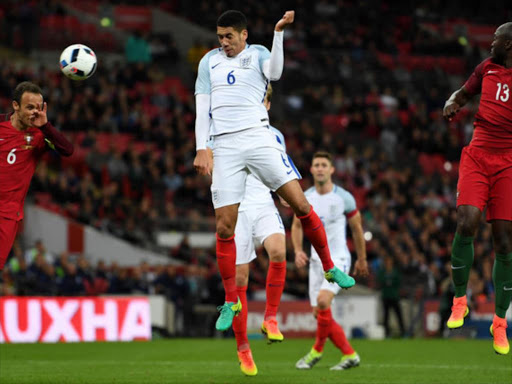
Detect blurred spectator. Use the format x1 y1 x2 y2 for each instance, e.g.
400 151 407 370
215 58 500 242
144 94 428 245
125 30 152 64
25 239 54 265
58 264 84 296
187 40 208 73
377 255 406 337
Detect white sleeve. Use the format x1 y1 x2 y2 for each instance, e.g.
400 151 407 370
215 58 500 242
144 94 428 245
262 31 284 81
195 94 211 151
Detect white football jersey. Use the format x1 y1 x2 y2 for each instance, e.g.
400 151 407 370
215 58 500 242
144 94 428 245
304 185 357 262
195 45 271 136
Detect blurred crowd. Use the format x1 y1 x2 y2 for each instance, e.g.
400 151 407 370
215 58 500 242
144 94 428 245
0 0 509 332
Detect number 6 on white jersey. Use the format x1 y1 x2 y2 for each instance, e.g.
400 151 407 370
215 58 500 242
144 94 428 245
7 148 16 164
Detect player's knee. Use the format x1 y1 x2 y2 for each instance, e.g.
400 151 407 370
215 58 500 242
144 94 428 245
493 234 512 255
317 297 330 310
236 273 249 287
293 200 311 218
456 207 480 236
268 248 286 263
216 221 235 238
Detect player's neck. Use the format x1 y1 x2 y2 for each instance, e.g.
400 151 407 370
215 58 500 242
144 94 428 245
10 113 27 131
505 56 512 68
315 180 334 195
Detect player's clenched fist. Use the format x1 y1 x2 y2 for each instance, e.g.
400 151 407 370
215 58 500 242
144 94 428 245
194 150 212 176
275 10 294 32
443 101 460 121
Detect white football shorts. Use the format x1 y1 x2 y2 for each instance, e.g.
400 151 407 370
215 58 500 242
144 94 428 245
211 126 299 209
308 256 351 307
234 204 285 265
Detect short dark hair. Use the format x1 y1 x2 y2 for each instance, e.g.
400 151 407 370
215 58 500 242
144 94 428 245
13 82 42 105
312 151 333 165
217 10 247 32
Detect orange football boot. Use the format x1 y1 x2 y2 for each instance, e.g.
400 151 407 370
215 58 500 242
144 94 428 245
237 349 258 376
490 315 510 355
261 318 284 343
447 296 469 329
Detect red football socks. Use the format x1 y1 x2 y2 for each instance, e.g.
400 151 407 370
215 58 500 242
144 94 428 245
313 308 332 352
233 285 249 351
216 234 238 303
330 318 355 355
265 261 286 320
298 207 334 271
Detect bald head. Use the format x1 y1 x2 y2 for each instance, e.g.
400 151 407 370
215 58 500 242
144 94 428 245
492 22 512 65
497 22 512 38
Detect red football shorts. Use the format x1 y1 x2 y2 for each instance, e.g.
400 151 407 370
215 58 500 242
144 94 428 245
457 145 512 221
0 217 19 270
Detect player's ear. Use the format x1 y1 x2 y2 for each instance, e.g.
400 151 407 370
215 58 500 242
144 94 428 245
12 100 19 112
330 166 335 175
241 29 248 41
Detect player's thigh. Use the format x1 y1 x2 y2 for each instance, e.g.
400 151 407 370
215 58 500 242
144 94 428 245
211 136 248 209
456 146 489 212
234 211 257 265
245 127 299 192
253 208 285 261
487 154 512 222
0 218 18 269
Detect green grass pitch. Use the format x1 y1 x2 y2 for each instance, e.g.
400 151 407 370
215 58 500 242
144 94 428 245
0 338 510 384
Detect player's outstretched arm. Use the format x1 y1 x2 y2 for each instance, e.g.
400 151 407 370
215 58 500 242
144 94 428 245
262 11 295 81
348 211 368 277
443 86 472 121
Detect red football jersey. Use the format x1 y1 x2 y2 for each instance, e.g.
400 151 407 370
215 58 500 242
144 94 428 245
0 120 46 221
464 58 512 150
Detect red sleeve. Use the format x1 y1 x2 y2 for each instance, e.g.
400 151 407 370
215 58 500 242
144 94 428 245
463 59 489 95
346 209 358 219
39 122 74 156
